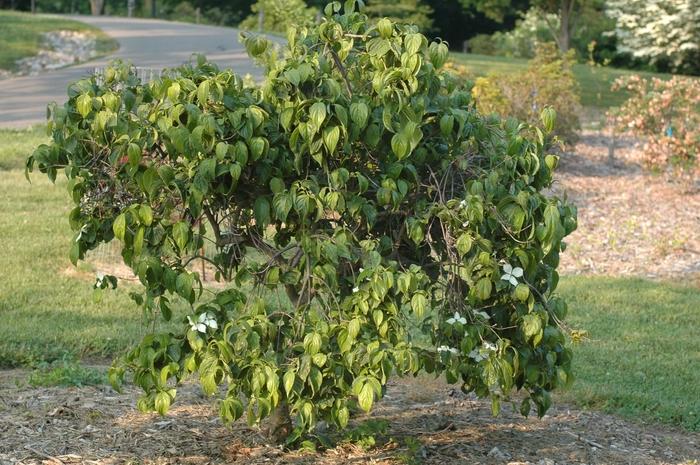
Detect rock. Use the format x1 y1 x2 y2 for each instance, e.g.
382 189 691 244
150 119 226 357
487 446 511 460
14 30 99 76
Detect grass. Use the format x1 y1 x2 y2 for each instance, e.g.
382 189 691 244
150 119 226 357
0 128 181 367
450 52 673 108
0 126 48 170
559 276 700 431
1 128 698 431
0 10 118 71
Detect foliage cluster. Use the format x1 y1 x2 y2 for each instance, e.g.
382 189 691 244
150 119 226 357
240 0 318 33
468 8 560 59
467 4 617 65
27 358 107 387
607 0 700 75
472 43 581 143
610 75 700 177
362 0 434 32
27 1 576 443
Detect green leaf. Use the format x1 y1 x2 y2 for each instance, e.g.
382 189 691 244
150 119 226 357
456 233 472 257
350 102 369 128
440 114 454 137
173 221 189 252
303 332 322 355
522 314 543 345
404 33 423 55
337 406 349 428
474 278 492 300
323 125 340 153
197 80 210 104
113 213 127 241
391 133 409 159
309 102 327 128
514 283 530 302
283 370 296 396
167 82 180 101
254 197 271 227
76 94 92 118
358 382 374 412
269 177 285 194
411 293 427 317
127 143 142 166
155 391 171 415
139 205 153 226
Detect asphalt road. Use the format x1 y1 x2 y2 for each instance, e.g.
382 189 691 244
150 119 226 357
0 16 264 128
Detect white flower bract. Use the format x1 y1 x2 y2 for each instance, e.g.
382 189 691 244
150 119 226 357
437 345 459 355
188 312 218 333
446 311 466 325
501 263 524 286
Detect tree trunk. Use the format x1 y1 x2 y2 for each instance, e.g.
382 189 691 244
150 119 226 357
264 401 293 444
89 0 104 15
558 0 573 52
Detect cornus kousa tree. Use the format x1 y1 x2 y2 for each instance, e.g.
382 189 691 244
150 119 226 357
27 1 577 444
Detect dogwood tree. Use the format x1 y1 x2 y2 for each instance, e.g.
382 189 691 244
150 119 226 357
607 0 700 73
28 1 577 444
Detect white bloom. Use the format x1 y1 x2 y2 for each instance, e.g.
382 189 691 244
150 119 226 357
500 263 523 286
459 199 467 208
76 224 89 242
352 286 360 293
468 341 497 362
483 341 497 351
359 268 364 273
188 312 217 333
462 222 469 228
437 345 459 355
446 311 466 325
468 348 487 362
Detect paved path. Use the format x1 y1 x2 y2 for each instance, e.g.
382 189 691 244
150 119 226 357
0 16 264 128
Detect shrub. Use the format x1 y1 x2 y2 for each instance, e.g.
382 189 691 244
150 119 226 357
28 1 577 444
240 0 317 34
467 8 559 59
472 43 581 143
610 75 700 177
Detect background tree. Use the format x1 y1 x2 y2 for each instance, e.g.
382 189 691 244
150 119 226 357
363 0 433 32
607 0 700 74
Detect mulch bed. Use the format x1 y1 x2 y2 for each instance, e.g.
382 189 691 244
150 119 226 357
1 370 698 465
554 130 700 279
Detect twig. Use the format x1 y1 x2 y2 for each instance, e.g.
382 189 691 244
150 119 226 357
24 445 65 465
564 430 604 449
329 48 353 97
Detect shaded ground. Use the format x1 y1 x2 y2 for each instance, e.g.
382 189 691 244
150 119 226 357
555 130 700 279
1 370 698 465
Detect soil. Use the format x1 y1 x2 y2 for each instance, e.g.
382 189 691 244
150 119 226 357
0 369 698 465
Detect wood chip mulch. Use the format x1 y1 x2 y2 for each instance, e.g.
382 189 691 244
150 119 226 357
1 370 698 465
553 130 700 279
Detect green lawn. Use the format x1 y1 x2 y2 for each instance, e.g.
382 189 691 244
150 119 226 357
559 276 700 431
0 10 118 71
450 52 673 108
1 128 698 431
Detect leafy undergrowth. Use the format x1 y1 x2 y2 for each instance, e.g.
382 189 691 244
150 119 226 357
0 10 117 71
27 358 106 387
